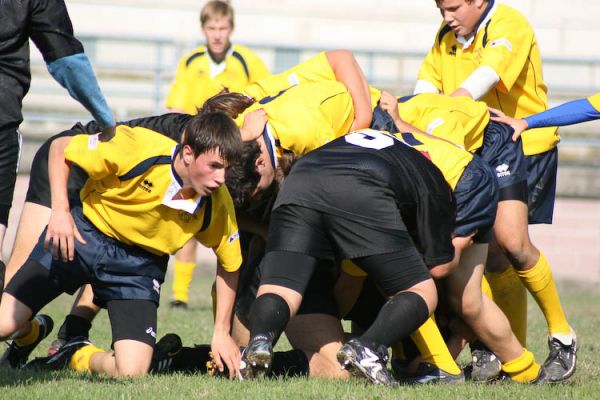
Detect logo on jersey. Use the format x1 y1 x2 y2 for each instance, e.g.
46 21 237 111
140 179 154 193
178 211 193 223
496 163 511 177
449 45 457 56
489 38 513 52
146 327 157 339
88 134 100 150
152 279 160 295
228 231 240 244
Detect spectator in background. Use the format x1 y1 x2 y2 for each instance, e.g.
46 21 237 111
165 0 270 310
0 0 114 272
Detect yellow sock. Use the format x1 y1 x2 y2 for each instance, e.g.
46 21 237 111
502 349 541 383
481 275 493 299
486 267 528 345
172 260 196 303
410 316 462 375
516 252 571 336
70 344 105 373
15 319 40 346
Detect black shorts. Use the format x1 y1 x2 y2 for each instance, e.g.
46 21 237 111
235 248 339 328
5 264 157 347
478 121 528 202
266 205 414 260
453 156 498 243
0 126 20 225
26 130 88 207
526 148 558 224
24 206 168 308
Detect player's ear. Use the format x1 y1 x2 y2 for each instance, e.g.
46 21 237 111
255 154 265 169
182 145 194 165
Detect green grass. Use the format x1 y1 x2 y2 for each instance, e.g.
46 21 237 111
1 264 599 400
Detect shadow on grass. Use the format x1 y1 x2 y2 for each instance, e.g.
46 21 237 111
0 366 118 387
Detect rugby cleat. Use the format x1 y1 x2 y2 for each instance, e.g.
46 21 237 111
25 336 91 371
47 338 66 356
337 338 398 387
150 333 183 373
0 314 54 368
169 300 189 310
465 349 502 382
404 362 465 384
238 335 272 380
543 331 577 382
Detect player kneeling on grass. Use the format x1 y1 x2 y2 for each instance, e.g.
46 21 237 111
0 112 243 377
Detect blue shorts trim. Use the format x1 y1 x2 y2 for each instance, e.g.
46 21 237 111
526 148 558 224
478 121 528 198
29 207 169 307
453 156 498 243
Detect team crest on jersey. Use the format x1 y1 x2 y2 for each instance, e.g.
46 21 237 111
496 163 511 177
178 211 193 223
140 179 154 193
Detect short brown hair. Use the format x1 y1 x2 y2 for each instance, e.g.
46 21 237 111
199 90 255 119
183 111 242 163
200 0 234 28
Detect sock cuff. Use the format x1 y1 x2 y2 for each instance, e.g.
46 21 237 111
502 348 540 382
70 344 104 373
15 319 41 346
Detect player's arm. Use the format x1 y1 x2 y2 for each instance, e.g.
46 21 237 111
379 91 428 134
450 66 499 100
212 262 241 379
30 0 114 129
414 38 443 95
490 96 600 141
325 50 372 130
45 136 86 262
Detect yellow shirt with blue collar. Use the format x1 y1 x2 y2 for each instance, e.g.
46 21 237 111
64 126 242 272
166 44 270 115
244 52 336 100
417 1 558 156
240 80 354 160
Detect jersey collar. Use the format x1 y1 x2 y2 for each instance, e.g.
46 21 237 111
262 124 278 169
208 45 234 79
162 144 204 214
456 0 496 49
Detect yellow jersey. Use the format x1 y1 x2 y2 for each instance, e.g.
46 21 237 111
166 44 269 115
418 2 558 155
239 80 354 159
244 52 336 100
588 93 600 111
64 126 242 272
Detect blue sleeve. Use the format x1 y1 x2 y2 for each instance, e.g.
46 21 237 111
525 98 600 129
47 53 115 128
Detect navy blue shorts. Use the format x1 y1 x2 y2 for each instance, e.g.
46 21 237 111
453 156 498 243
478 121 528 202
28 206 169 307
526 148 558 224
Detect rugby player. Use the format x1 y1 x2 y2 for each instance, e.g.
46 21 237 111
415 0 576 382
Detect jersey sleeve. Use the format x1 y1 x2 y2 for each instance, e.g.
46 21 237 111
122 113 192 141
165 56 195 114
29 0 84 63
64 133 126 181
194 188 243 272
588 93 600 111
479 16 534 93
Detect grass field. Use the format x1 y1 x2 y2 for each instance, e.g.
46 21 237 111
1 264 599 400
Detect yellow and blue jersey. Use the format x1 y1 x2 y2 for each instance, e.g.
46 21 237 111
239 80 354 159
392 130 472 190
166 44 269 114
64 126 242 271
417 2 558 156
244 52 336 100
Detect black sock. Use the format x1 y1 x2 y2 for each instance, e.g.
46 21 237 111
361 291 429 348
249 293 290 345
57 314 92 341
270 349 309 378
